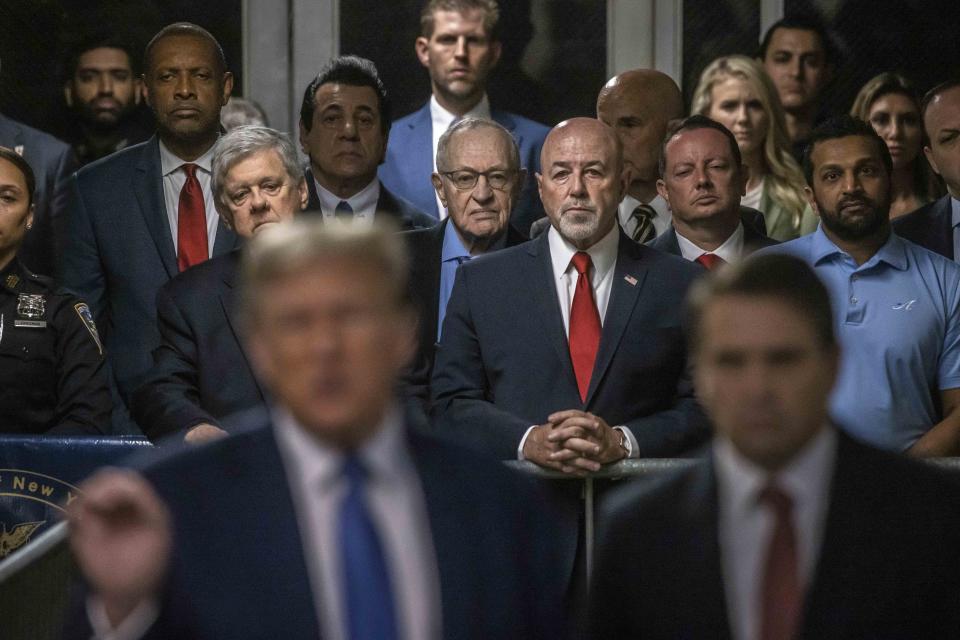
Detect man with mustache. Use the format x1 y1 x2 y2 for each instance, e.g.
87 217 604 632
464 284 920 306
61 22 240 433
761 115 960 455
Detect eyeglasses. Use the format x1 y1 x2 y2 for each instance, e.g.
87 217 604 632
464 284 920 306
440 169 516 191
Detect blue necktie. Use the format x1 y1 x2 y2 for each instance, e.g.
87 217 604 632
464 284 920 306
335 200 354 221
339 455 398 640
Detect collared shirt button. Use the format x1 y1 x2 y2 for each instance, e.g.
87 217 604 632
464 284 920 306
850 296 858 304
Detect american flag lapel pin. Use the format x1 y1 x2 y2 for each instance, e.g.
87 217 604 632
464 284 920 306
14 145 24 156
624 275 638 286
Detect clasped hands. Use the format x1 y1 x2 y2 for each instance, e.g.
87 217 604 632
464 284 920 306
522 409 626 475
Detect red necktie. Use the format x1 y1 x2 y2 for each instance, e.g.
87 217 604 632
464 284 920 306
569 251 601 402
695 253 726 270
177 163 208 272
758 484 802 640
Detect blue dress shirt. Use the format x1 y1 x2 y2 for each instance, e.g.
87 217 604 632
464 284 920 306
437 226 472 341
760 227 960 451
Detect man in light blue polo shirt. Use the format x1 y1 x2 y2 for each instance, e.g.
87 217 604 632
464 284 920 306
760 115 960 455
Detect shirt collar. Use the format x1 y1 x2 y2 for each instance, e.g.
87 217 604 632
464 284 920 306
158 138 215 176
272 402 409 490
675 222 744 263
951 197 960 228
441 222 472 263
547 220 620 282
312 177 381 216
810 224 908 271
429 93 491 132
713 425 837 518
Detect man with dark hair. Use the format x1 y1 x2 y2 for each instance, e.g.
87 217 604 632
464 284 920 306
299 55 434 230
66 220 566 640
403 117 527 398
379 0 548 235
61 22 240 433
132 126 308 445
62 36 152 166
591 252 960 638
894 79 960 261
761 115 960 455
652 115 776 263
758 14 836 155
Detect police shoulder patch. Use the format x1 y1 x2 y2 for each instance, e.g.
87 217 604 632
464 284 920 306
74 302 103 355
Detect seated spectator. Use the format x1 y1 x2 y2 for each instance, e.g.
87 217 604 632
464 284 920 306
761 115 960 455
651 115 776 264
132 125 308 444
591 253 960 638
692 55 817 240
894 79 960 261
221 97 269 130
299 55 435 230
403 117 527 398
851 73 942 219
0 146 110 434
61 35 151 167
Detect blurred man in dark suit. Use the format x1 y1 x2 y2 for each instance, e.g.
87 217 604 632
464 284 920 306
652 116 776 265
299 55 435 230
61 23 240 433
592 254 960 639
132 125 308 444
66 220 566 640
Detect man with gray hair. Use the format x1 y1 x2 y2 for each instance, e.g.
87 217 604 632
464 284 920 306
67 219 567 639
404 117 527 395
131 125 308 443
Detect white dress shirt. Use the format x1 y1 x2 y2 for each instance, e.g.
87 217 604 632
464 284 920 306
158 140 219 256
713 426 836 640
429 94 491 219
618 194 671 239
274 405 442 640
676 222 745 263
517 223 640 458
311 176 381 229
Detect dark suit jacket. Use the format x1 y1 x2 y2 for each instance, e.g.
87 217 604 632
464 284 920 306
65 415 568 640
378 103 549 235
304 167 437 230
60 136 240 431
893 194 954 260
590 431 960 639
403 218 527 382
431 229 708 459
131 250 265 442
0 113 77 277
650 220 778 257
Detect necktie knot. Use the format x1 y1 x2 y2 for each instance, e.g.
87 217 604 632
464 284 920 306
181 163 198 179
630 204 656 243
335 200 354 221
342 454 368 486
571 251 592 276
696 252 726 270
758 483 794 516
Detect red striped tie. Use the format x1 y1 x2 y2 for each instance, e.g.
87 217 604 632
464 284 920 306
569 251 601 402
177 163 208 272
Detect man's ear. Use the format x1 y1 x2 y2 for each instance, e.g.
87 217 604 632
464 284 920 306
63 83 74 109
804 185 819 215
655 178 670 206
924 145 941 176
415 37 431 69
739 164 749 197
133 77 143 106
431 173 447 208
140 75 151 109
489 40 503 69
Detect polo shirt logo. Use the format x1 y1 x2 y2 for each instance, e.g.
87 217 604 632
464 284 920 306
892 300 917 311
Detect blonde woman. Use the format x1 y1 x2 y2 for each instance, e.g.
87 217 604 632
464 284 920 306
691 55 817 241
851 73 942 219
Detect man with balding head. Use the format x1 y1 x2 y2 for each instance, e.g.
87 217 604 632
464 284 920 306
596 69 683 242
431 117 708 580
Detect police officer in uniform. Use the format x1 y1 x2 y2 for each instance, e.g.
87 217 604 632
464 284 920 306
0 146 111 434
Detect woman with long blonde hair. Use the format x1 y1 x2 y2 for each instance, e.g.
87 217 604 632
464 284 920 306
691 55 817 241
851 73 942 218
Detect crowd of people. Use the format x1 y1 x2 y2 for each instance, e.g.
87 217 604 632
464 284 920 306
1 0 959 637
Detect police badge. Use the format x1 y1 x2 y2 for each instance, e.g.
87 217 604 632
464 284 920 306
15 294 46 328
74 302 103 355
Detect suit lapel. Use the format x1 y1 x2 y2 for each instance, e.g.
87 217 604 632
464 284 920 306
134 136 179 277
407 106 438 217
375 186 402 220
304 166 324 213
219 252 268 401
585 233 648 404
524 233 579 390
492 110 524 153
